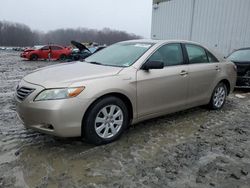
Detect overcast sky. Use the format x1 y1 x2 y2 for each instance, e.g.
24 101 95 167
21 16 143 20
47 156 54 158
0 0 153 38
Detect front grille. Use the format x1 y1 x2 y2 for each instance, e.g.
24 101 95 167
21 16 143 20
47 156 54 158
16 87 35 101
236 65 249 76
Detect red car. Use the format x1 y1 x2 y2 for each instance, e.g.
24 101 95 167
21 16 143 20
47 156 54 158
21 45 71 61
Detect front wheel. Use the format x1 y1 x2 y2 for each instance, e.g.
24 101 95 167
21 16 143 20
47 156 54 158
30 54 38 61
208 82 227 110
83 96 129 145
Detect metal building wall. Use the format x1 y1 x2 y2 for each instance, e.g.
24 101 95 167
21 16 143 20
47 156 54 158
151 0 250 55
151 0 193 40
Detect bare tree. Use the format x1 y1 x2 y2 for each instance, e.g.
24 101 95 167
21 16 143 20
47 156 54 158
0 21 142 47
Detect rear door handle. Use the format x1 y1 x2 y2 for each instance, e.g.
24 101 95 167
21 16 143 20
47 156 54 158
180 70 188 76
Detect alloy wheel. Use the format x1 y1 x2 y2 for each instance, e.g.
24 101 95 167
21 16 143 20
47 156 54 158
213 86 226 108
94 105 124 139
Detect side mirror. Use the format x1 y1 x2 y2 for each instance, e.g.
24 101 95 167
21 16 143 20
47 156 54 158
141 61 164 71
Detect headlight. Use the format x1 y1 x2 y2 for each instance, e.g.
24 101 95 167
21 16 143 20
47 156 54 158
34 87 85 101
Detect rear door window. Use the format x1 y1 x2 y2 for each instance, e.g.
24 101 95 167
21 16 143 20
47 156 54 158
186 44 209 64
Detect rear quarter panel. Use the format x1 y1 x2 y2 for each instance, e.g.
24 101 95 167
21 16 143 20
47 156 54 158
218 61 237 93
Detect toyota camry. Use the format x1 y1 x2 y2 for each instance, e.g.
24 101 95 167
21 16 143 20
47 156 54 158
16 40 237 145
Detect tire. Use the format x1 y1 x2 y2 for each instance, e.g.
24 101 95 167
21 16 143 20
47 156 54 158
30 54 38 61
82 96 129 145
208 82 227 110
59 54 66 61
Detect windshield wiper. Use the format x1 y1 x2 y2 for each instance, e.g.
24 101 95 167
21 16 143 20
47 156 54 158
84 61 125 67
87 61 103 65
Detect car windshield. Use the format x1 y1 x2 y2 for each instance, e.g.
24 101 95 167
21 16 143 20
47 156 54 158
85 42 154 67
88 47 97 53
228 49 250 62
33 45 44 50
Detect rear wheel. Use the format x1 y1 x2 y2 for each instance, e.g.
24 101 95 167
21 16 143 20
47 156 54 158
30 54 38 61
208 82 227 110
83 96 129 145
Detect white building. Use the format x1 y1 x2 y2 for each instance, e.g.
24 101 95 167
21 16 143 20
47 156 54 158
151 0 250 55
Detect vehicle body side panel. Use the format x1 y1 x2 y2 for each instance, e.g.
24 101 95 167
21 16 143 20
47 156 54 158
136 65 189 118
186 62 221 107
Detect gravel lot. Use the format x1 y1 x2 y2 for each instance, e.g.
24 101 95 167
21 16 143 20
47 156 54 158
0 51 250 188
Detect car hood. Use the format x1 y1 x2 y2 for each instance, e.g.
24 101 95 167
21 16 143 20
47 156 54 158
23 49 35 53
23 62 123 88
71 41 90 52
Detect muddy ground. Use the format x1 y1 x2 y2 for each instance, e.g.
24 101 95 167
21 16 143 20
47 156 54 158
0 51 250 188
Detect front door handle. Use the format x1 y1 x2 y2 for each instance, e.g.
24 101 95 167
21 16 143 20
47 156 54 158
180 70 188 76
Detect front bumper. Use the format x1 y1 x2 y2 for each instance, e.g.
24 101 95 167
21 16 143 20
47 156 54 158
236 76 250 88
15 80 91 137
20 53 29 58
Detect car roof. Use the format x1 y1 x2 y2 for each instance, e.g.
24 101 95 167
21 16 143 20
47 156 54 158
120 39 225 62
120 39 204 46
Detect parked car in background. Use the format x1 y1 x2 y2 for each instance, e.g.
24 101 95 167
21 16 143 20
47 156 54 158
20 45 71 61
227 48 250 88
13 47 26 51
16 40 236 145
67 41 105 61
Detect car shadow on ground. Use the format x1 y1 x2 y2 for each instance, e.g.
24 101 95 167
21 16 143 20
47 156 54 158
234 88 250 93
16 105 212 154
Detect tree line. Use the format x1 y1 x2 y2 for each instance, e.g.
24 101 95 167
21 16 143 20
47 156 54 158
0 21 142 47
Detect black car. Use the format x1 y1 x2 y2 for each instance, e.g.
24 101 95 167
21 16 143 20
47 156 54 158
227 48 250 88
67 41 105 61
